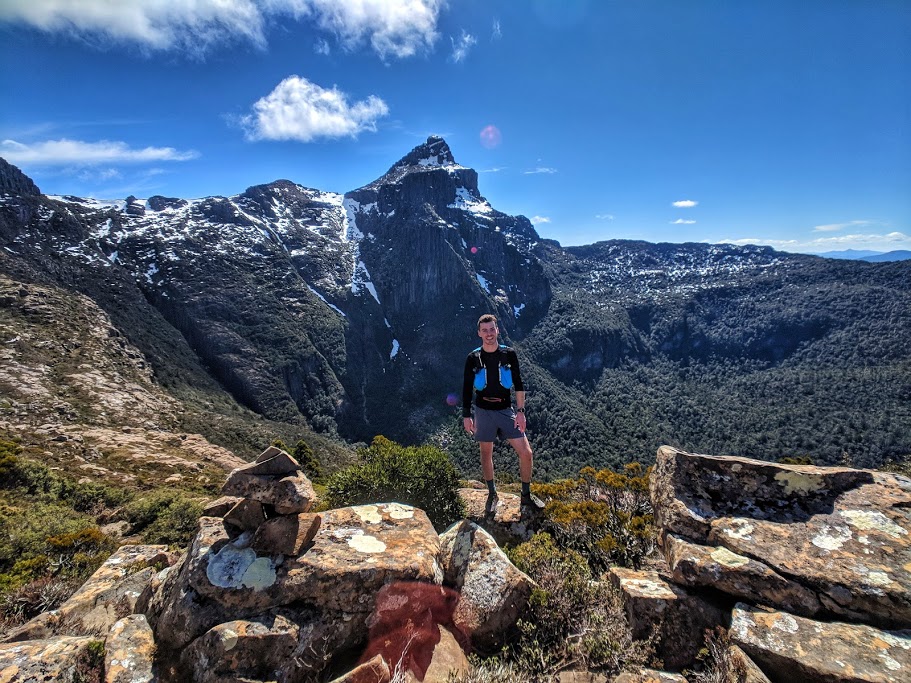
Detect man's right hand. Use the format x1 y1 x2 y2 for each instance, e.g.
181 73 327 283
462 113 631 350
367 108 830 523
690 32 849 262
463 417 474 435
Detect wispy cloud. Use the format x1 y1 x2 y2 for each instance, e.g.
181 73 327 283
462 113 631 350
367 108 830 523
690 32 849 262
0 0 443 59
450 30 476 63
0 138 198 165
314 38 331 55
479 167 505 173
718 231 911 253
671 219 696 225
531 216 551 224
524 167 557 175
813 220 872 232
595 214 614 221
240 76 389 142
492 19 502 40
672 199 698 208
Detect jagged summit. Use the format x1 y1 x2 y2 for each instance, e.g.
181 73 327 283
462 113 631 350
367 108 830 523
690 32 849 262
0 157 40 196
359 135 471 192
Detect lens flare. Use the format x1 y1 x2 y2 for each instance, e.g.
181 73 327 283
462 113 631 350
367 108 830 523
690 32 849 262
479 124 502 149
445 393 459 406
470 246 478 254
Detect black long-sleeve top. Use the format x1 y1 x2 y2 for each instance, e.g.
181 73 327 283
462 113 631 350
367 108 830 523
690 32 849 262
462 346 524 418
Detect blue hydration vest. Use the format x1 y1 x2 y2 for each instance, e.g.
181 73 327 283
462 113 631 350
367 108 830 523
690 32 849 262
471 346 514 391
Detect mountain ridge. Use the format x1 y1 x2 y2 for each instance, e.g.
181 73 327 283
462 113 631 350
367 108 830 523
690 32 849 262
1 141 909 476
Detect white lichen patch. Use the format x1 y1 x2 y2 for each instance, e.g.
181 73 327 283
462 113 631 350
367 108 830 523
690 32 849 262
349 534 386 553
811 524 852 551
221 628 238 651
241 557 276 590
771 613 800 634
353 505 382 524
774 470 823 495
207 545 256 588
880 632 911 650
866 570 893 587
840 509 908 538
880 654 902 672
711 546 750 568
385 503 415 519
731 464 742 472
722 519 754 541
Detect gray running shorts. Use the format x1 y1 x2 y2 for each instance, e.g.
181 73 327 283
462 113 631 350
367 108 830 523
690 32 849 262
474 406 523 442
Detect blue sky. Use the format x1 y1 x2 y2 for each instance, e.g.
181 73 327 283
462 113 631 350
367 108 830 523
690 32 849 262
2 0 909 253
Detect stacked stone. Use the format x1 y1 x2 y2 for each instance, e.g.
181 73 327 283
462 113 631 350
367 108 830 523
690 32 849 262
609 445 911 682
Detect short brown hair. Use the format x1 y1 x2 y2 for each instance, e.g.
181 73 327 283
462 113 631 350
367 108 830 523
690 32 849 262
477 314 498 330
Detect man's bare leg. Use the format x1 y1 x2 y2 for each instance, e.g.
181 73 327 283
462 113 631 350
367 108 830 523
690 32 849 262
480 441 495 482
508 436 533 484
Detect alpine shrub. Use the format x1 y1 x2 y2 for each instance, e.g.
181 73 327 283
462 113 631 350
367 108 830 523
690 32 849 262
325 436 464 531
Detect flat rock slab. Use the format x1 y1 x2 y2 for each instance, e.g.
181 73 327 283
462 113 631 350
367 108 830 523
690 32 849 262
0 636 99 681
731 603 911 682
651 446 911 628
458 488 541 547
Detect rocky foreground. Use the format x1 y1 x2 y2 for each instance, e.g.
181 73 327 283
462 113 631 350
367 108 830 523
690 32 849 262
1 446 909 682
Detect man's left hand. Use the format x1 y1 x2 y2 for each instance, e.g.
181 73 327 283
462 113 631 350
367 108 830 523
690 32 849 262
514 411 526 431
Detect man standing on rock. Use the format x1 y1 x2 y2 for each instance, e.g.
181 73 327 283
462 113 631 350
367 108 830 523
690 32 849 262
463 314 544 511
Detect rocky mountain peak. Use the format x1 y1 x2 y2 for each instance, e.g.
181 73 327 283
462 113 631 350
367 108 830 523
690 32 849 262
0 157 41 196
359 135 470 192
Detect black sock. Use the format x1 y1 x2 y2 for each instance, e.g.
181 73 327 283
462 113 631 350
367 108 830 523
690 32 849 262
522 482 531 497
486 479 496 495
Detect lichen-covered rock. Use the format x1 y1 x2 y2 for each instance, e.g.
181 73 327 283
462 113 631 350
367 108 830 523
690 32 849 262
222 471 315 514
457 488 541 547
726 644 771 683
608 567 726 671
403 624 470 683
0 636 100 682
203 495 244 517
240 448 301 476
105 614 155 683
2 544 172 642
663 532 821 617
251 513 321 556
612 670 688 683
651 446 911 629
730 603 911 682
183 613 300 683
438 520 535 651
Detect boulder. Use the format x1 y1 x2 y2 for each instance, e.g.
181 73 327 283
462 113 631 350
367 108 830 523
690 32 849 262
224 498 268 531
730 603 911 682
438 520 535 651
329 654 391 683
251 513 321 555
403 625 470 683
182 613 300 683
222 472 315 514
726 644 771 683
0 636 100 681
458 488 540 547
651 446 911 629
608 567 726 671
203 495 244 517
239 449 301 476
612 671 687 683
105 614 155 683
663 532 821 617
2 544 172 642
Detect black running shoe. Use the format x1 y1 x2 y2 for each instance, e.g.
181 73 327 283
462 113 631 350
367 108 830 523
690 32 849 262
520 493 545 510
485 492 499 516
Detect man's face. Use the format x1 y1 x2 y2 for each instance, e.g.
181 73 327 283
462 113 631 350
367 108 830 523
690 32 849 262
478 322 498 346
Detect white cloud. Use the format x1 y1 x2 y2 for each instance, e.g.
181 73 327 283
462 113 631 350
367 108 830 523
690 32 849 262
0 138 198 165
314 38 331 55
671 219 696 225
0 0 443 59
718 231 911 253
531 216 551 224
492 19 501 40
595 214 615 221
672 199 698 208
479 167 505 173
241 76 389 142
813 220 872 232
450 30 476 62
524 167 557 175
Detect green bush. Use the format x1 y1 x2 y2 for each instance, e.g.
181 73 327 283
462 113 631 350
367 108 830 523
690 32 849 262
324 436 464 531
506 532 654 679
122 490 203 546
535 464 656 571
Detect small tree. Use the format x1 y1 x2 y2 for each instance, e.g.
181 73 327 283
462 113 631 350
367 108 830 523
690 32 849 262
292 439 323 482
324 436 464 531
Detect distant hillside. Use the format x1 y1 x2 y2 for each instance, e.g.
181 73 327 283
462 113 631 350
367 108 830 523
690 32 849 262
2 140 909 479
818 249 911 262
